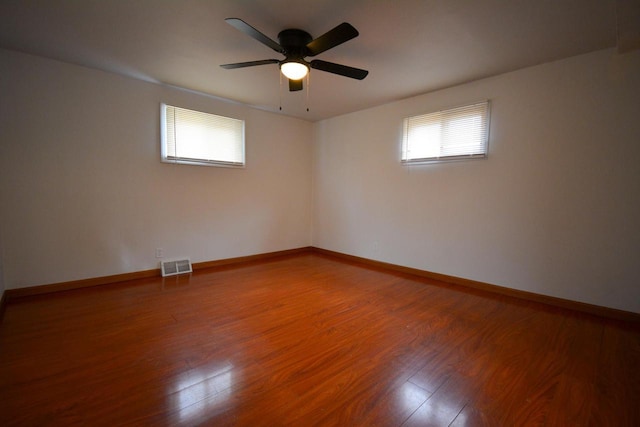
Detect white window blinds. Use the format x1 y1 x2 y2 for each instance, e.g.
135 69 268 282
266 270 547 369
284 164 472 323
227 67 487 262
402 101 490 163
161 104 245 167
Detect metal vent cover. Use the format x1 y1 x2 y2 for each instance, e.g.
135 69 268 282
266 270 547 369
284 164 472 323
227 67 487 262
161 259 192 277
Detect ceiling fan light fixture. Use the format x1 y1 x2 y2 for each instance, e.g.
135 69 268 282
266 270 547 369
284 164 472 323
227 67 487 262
222 19 368 93
280 61 309 80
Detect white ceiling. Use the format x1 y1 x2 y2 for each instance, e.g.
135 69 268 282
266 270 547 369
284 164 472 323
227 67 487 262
0 0 621 121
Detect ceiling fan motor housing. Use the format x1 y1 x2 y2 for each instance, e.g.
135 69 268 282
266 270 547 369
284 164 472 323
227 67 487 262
278 29 312 60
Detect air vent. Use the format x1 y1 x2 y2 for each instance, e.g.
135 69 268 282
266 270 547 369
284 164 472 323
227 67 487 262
161 259 192 277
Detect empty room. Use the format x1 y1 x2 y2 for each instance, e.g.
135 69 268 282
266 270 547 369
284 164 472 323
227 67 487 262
1 1 639 425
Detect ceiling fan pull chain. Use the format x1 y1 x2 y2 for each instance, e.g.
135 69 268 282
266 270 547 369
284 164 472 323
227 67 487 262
306 73 310 112
279 71 283 111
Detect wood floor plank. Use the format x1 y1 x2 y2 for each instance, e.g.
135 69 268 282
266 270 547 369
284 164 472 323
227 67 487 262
1 253 639 426
590 323 640 425
402 373 469 427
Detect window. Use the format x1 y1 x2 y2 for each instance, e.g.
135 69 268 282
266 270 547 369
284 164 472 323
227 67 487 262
161 104 245 167
402 101 490 164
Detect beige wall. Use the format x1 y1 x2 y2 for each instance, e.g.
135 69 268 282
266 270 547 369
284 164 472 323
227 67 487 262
312 48 640 313
0 49 313 289
2 47 639 314
0 228 4 298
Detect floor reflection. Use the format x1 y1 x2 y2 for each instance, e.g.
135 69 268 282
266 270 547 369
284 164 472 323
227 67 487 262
402 377 468 425
399 380 432 413
169 362 235 424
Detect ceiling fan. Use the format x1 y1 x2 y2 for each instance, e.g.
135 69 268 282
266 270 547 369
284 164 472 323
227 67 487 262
220 18 368 92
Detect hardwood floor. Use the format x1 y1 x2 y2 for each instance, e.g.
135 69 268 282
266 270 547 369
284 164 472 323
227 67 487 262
1 253 638 426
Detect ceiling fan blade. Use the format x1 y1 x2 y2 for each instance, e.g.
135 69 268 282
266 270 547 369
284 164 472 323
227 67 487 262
220 59 279 69
310 60 368 80
225 18 285 54
289 79 303 91
306 23 359 56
